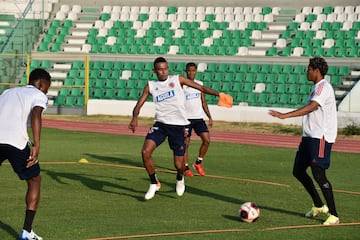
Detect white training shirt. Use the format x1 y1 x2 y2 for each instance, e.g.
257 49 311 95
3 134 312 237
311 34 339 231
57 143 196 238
302 79 337 143
148 75 190 126
0 85 48 149
183 80 204 119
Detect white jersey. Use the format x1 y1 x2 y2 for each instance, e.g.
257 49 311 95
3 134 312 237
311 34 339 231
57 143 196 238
148 75 190 125
302 79 337 143
183 80 204 119
0 85 48 149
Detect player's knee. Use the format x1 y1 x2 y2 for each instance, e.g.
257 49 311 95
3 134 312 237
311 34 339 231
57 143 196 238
141 148 152 159
292 168 304 180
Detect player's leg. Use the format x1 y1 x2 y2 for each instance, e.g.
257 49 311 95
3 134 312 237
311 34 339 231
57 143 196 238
22 175 41 236
174 155 185 196
292 138 326 217
184 125 194 177
168 126 187 196
4 143 43 239
143 124 166 200
311 139 339 224
193 120 209 176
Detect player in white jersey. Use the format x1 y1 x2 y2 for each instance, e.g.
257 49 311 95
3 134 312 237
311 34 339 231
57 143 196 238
129 57 228 200
269 57 339 225
183 62 213 177
0 68 51 240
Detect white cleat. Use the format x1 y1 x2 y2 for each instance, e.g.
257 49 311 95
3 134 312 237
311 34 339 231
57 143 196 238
176 177 185 196
19 229 43 240
145 182 161 200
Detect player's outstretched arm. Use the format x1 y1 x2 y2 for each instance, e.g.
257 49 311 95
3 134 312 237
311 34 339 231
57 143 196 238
179 76 219 96
268 101 319 119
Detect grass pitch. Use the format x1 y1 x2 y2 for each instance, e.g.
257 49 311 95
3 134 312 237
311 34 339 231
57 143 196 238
0 128 359 240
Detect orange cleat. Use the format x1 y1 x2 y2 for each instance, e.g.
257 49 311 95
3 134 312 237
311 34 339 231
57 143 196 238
184 169 194 177
193 163 206 176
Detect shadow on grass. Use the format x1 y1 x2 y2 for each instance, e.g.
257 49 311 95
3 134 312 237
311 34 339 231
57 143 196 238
84 153 143 168
161 181 306 220
43 169 145 201
0 220 18 239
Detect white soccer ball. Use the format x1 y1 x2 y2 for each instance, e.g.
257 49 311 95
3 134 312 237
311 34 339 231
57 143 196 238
239 202 260 223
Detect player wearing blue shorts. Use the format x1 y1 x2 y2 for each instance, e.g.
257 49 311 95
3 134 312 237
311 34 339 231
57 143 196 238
183 62 213 177
269 57 339 225
0 68 51 240
128 57 222 200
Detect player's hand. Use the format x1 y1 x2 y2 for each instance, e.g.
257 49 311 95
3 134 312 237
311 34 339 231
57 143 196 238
208 119 213 128
268 110 285 119
128 118 138 133
218 93 233 108
26 145 39 168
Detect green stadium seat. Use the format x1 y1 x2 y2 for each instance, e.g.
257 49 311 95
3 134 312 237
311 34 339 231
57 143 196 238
264 83 275 93
221 82 232 92
276 84 286 93
288 84 298 93
232 82 242 92
70 88 82 97
299 85 311 94
92 88 104 98
243 83 254 92
278 94 290 104
104 89 116 99
338 66 350 76
65 96 76 106
330 75 341 85
128 88 140 100
266 47 278 56
289 94 300 105
249 64 260 73
282 65 293 74
54 95 66 106
75 97 85 107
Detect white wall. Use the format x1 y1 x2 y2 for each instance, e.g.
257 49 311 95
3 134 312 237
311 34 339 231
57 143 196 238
87 99 360 128
338 81 360 112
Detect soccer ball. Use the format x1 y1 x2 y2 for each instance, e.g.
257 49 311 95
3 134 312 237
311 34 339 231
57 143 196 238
239 202 260 223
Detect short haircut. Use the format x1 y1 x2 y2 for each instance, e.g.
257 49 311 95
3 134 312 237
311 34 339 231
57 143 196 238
309 57 328 77
153 57 167 68
29 68 51 84
186 62 197 69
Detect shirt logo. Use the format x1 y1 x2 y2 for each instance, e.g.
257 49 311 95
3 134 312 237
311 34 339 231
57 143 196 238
186 93 200 100
155 90 175 102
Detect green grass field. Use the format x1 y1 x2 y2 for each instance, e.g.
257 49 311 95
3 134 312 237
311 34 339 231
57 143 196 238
1 128 359 240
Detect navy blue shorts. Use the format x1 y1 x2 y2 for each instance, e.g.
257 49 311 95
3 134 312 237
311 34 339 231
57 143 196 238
294 137 333 170
187 119 209 137
0 143 40 180
146 122 189 156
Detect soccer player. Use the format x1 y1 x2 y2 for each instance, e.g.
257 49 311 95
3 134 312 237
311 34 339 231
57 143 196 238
269 57 339 225
0 68 51 240
183 62 213 177
128 57 230 200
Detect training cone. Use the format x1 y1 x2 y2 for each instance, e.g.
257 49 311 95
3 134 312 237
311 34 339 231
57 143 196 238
78 158 89 163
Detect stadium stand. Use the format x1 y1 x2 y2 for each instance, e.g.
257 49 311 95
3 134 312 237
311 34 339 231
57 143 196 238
0 0 359 116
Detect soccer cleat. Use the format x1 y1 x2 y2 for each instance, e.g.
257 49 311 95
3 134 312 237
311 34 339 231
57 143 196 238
305 204 329 218
184 169 194 177
144 181 161 200
323 214 339 225
193 162 206 176
19 229 43 240
176 177 185 196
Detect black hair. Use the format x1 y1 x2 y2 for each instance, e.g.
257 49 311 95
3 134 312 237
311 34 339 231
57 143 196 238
309 57 328 76
186 62 197 69
28 68 51 85
153 57 167 68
